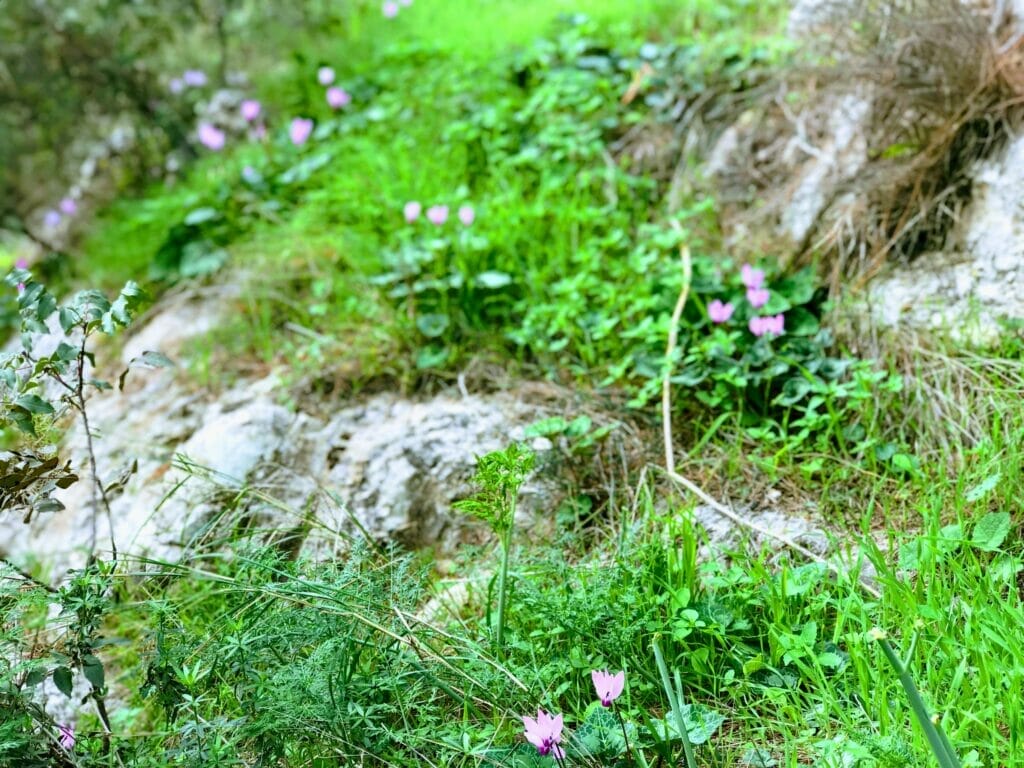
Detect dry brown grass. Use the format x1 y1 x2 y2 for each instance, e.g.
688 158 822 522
712 0 1024 282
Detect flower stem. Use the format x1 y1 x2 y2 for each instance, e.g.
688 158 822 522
613 702 636 767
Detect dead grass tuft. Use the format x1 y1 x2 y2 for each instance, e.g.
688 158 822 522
714 0 1024 281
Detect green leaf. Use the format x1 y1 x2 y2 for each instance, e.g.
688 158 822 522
650 703 725 746
476 271 513 289
118 351 175 390
416 313 450 338
52 666 73 697
13 394 54 415
965 472 1000 502
971 512 1012 552
524 416 569 437
183 206 220 226
82 655 105 689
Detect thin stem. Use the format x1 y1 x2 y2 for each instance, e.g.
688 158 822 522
74 330 116 563
613 702 636 767
494 486 517 651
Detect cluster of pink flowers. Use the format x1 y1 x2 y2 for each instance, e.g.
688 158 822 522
316 66 352 111
169 69 207 94
706 262 785 338
521 670 625 760
404 201 475 227
382 0 413 18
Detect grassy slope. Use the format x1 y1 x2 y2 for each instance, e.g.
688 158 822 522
6 0 1024 766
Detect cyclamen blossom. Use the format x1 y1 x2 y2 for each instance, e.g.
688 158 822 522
326 87 351 109
15 257 27 294
182 69 207 87
746 286 770 309
290 118 314 146
741 263 765 290
197 122 226 151
426 205 448 225
457 205 475 226
522 709 565 759
749 314 785 337
592 669 625 707
240 99 262 121
58 723 74 750
707 299 734 323
382 1 400 17
318 66 335 86
403 201 422 222
59 197 78 216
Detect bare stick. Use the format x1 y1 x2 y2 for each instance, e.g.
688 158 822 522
661 235 691 475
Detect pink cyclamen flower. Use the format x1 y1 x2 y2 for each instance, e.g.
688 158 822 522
168 78 185 94
182 69 207 87
43 210 61 228
523 709 565 759
326 87 351 109
404 201 422 223
707 299 734 324
15 258 27 294
58 723 74 750
290 117 314 146
750 314 785 337
317 66 335 86
426 205 449 225
592 669 625 707
59 197 77 216
240 99 262 122
740 263 765 290
458 205 475 226
197 122 226 151
382 1 400 17
746 286 770 309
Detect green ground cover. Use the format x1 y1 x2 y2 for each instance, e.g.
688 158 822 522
3 1 1024 766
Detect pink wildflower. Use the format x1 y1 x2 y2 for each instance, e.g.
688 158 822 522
457 205 475 226
426 205 449 225
197 122 226 151
182 69 207 87
592 669 625 707
740 263 765 290
749 314 785 337
58 723 74 750
240 99 262 122
290 117 314 146
522 709 565 759
317 66 335 86
15 257 27 294
404 201 422 223
707 299 734 324
382 0 400 17
326 86 351 109
746 286 770 309
59 197 77 216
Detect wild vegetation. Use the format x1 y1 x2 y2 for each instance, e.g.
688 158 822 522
2 1 1023 767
